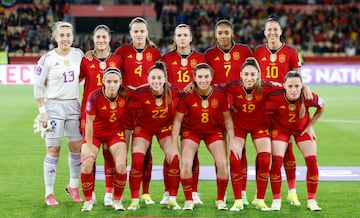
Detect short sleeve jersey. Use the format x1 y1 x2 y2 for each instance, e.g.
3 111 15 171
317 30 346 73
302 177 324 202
176 87 229 132
162 50 206 90
266 90 323 133
220 80 282 131
34 47 84 99
254 43 301 83
115 44 161 88
127 85 179 131
86 88 127 137
80 53 122 113
204 43 253 84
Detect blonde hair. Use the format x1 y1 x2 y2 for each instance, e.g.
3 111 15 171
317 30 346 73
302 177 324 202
51 21 73 42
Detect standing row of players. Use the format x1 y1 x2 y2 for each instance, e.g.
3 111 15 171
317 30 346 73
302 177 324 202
33 14 324 212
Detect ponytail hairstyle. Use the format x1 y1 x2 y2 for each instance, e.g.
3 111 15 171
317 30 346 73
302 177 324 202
148 61 172 111
103 67 126 98
284 71 305 118
241 57 263 93
129 17 157 48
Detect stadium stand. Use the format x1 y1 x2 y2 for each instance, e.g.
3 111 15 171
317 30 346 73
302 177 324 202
2 1 360 63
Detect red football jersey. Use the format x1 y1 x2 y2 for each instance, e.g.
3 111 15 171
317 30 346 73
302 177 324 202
127 85 179 132
204 43 253 84
86 88 127 137
220 80 282 131
254 43 301 83
176 87 229 133
80 54 122 113
266 90 323 133
161 50 206 90
115 44 161 88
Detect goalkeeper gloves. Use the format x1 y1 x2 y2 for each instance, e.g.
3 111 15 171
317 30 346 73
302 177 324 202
33 115 56 138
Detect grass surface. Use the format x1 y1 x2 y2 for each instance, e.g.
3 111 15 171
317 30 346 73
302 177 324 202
0 85 359 217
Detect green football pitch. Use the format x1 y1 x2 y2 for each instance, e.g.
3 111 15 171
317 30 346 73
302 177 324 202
0 85 359 217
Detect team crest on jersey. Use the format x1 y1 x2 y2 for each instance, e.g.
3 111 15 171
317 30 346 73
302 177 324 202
109 61 117 67
118 99 125 107
279 54 286 63
211 98 218 108
190 59 197 68
182 130 190 137
134 126 141 134
90 64 96 68
233 52 240 60
271 129 278 138
255 93 263 101
146 52 153 61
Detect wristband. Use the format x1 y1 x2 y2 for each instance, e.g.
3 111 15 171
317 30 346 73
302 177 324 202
38 106 46 113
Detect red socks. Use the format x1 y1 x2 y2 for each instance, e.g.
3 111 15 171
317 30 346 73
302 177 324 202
229 151 242 199
129 152 145 198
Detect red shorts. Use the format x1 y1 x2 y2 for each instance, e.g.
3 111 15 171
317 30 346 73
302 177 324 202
181 128 225 145
83 131 126 149
234 127 270 140
271 128 313 143
132 124 172 142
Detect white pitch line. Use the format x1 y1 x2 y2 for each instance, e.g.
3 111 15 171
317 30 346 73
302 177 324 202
319 119 360 124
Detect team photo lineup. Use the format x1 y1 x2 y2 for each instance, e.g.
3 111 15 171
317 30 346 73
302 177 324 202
32 13 325 213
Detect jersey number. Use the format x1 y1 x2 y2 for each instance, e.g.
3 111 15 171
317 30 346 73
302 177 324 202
288 113 296 123
177 70 190 83
265 66 279 79
134 65 142 77
241 103 255 113
201 112 209 123
63 70 75 82
152 109 167 119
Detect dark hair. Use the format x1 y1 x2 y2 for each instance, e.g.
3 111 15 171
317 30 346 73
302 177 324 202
148 61 172 111
170 23 192 51
93 24 111 35
284 70 302 83
284 70 305 118
193 63 214 77
241 57 263 93
103 67 126 98
266 13 280 24
215 19 234 30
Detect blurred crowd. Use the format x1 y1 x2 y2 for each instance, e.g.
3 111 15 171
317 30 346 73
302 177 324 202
1 1 359 57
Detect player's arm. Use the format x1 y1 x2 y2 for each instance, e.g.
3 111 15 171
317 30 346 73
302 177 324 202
301 97 326 138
